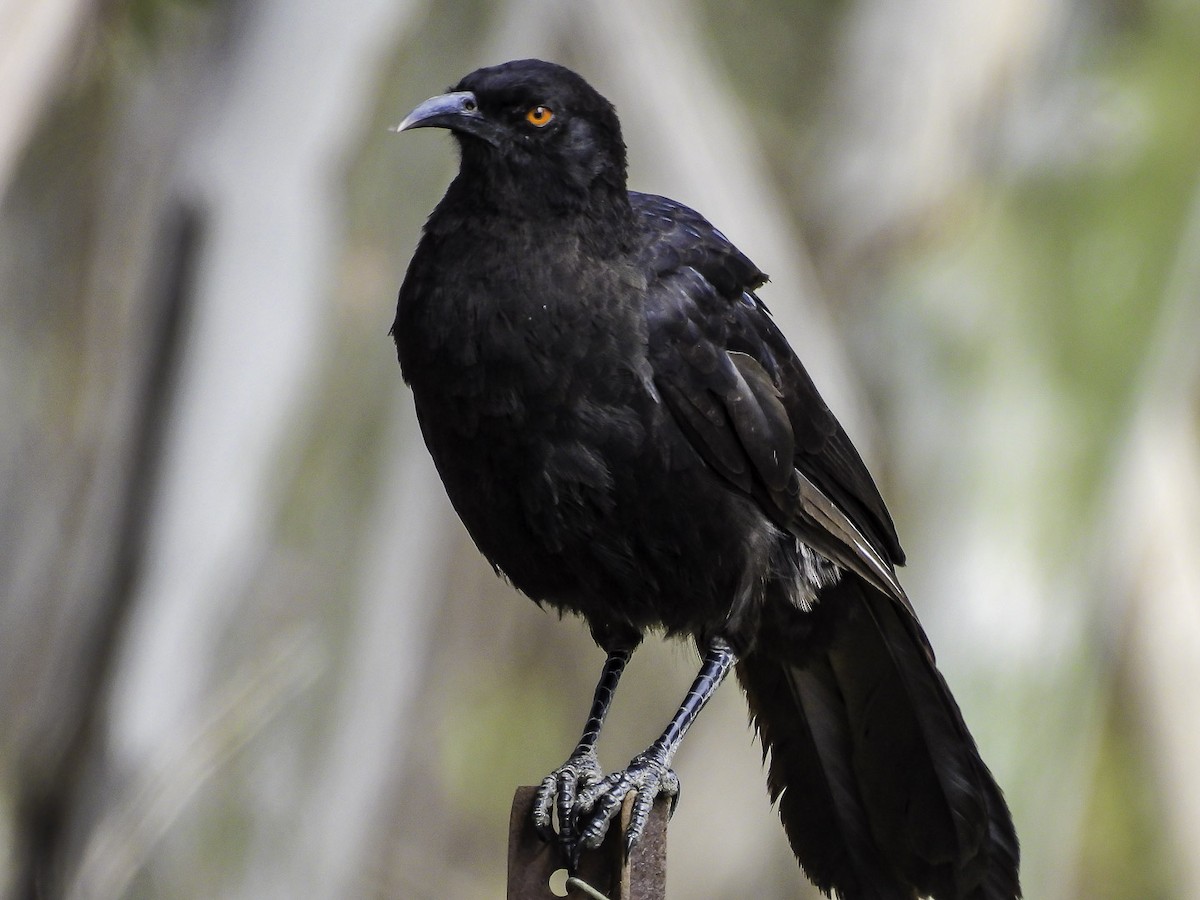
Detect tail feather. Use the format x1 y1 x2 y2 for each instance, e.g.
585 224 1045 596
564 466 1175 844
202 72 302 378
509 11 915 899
740 650 905 899
739 577 1020 899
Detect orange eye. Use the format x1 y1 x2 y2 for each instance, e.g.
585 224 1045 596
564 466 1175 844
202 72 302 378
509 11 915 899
525 106 554 127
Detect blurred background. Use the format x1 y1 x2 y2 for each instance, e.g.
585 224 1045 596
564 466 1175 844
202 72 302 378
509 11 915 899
2 0 1199 896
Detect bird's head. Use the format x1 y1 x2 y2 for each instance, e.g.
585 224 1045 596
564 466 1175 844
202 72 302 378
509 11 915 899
394 59 629 215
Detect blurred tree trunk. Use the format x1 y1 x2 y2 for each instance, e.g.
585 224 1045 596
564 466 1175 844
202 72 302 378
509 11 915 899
1104 177 1200 896
0 6 222 895
2 0 428 896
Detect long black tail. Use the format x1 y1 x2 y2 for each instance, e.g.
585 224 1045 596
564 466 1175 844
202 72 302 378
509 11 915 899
738 577 1020 899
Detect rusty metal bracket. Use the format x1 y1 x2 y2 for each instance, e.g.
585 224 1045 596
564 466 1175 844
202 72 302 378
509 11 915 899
507 785 668 899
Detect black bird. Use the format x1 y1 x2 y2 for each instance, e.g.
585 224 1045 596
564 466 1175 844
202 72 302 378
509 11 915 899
391 59 1020 899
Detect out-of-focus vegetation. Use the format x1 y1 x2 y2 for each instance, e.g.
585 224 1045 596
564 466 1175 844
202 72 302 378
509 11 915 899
2 0 1198 897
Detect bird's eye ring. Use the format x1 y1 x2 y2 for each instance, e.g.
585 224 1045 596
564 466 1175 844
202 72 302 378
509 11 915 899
525 106 554 127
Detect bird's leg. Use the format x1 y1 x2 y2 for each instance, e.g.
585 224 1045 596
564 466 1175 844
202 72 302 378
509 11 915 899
574 638 737 855
533 645 635 856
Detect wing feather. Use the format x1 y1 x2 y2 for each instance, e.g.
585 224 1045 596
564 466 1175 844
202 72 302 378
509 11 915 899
634 191 908 605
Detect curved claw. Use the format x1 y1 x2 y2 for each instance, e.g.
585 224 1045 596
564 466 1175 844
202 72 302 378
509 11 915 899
574 753 679 851
532 749 605 853
624 779 678 854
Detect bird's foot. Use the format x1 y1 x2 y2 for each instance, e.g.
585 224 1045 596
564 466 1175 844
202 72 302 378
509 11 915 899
532 748 605 860
573 748 679 856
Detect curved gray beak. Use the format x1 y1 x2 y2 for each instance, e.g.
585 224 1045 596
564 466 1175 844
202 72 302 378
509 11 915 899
390 91 481 133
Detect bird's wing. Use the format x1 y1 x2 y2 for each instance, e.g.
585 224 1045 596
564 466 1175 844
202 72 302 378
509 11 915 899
632 192 910 608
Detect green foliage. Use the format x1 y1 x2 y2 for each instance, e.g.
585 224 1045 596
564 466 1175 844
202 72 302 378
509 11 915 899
1012 0 1200 429
123 0 220 43
1077 671 1180 899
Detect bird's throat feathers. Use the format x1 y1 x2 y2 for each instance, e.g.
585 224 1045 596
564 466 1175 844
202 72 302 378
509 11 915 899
447 137 631 226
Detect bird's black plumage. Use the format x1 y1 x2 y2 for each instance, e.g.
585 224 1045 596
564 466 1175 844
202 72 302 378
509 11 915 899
393 59 1019 899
